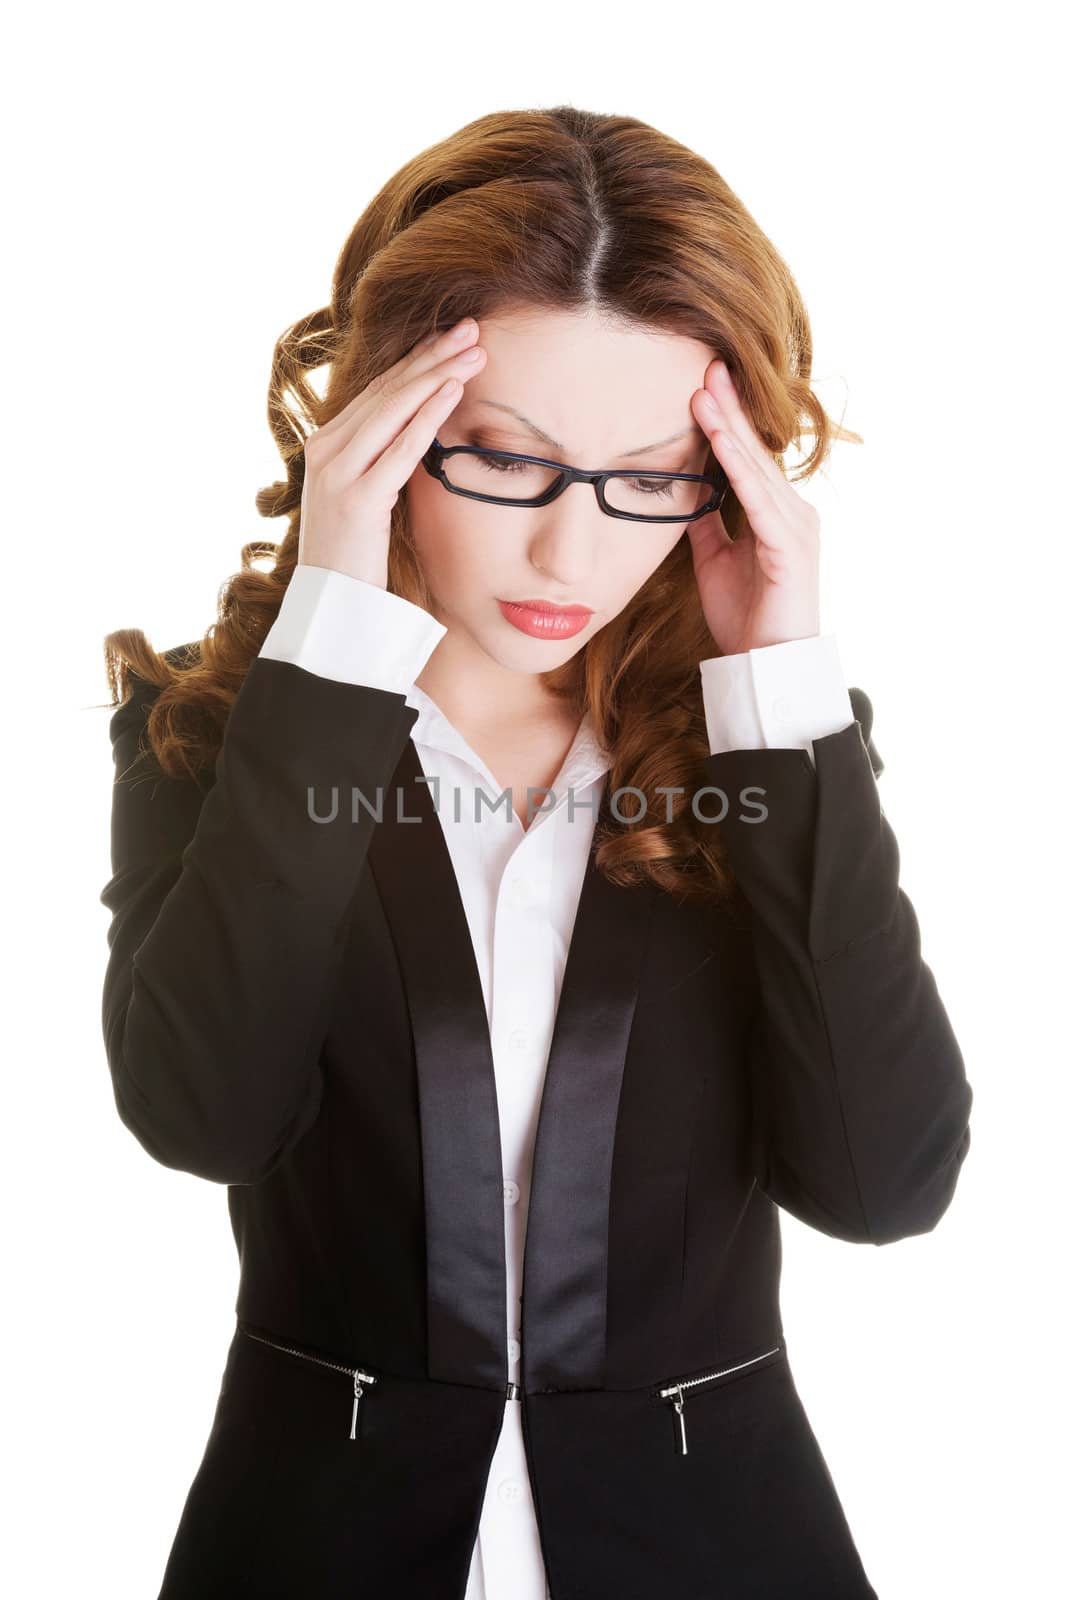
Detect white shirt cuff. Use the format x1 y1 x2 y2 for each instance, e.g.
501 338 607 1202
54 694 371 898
699 635 855 762
259 564 447 693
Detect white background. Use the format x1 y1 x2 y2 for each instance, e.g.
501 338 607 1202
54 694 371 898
6 1 1066 1594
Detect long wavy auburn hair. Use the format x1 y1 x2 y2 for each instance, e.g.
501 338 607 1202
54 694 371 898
102 104 861 905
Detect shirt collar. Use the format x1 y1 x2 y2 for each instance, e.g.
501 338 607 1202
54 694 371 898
403 683 613 796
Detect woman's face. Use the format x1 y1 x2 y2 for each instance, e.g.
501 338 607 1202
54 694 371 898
404 306 718 675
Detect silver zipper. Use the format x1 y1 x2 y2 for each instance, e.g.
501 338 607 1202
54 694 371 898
657 1344 782 1456
240 1326 378 1440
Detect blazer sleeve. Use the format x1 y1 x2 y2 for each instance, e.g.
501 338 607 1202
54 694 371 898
99 653 422 1187
702 687 972 1245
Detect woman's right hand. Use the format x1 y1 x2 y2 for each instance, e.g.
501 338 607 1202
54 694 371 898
297 318 486 587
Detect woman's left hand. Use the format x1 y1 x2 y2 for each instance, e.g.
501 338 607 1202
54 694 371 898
686 359 821 657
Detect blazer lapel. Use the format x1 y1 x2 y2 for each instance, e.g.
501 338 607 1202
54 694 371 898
520 848 658 1393
369 736 506 1388
369 735 657 1394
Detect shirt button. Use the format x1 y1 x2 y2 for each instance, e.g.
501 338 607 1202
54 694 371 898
497 1477 526 1506
509 876 530 906
503 1180 520 1207
507 1338 521 1364
508 1026 529 1053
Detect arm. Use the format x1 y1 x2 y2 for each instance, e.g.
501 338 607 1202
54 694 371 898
700 665 972 1245
100 569 447 1186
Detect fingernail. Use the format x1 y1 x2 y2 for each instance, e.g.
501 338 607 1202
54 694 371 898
695 390 717 412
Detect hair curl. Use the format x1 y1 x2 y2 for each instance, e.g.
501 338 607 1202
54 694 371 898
102 104 861 904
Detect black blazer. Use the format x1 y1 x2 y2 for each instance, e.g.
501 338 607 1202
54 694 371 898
100 647 973 1600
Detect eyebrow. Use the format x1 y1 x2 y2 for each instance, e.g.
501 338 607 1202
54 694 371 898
470 399 704 460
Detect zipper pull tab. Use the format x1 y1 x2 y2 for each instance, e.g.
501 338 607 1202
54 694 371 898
670 1388 688 1456
350 1374 364 1441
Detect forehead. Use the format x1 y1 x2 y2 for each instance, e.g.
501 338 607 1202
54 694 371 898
452 306 716 459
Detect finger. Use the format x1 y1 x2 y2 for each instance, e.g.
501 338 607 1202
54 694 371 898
334 348 484 484
698 421 791 550
388 317 480 388
360 375 467 500
317 337 485 479
693 390 793 526
701 363 792 503
318 319 481 445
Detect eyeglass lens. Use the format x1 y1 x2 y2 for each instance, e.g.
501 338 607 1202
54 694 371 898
441 450 715 517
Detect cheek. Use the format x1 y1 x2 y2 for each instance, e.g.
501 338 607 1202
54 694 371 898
407 492 500 597
603 532 686 606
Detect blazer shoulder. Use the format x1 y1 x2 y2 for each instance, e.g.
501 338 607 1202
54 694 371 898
111 640 201 715
162 639 203 672
107 642 207 782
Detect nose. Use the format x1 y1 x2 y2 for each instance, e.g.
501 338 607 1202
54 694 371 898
525 481 602 590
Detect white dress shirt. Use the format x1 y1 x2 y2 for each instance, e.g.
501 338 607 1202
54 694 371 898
260 564 855 1600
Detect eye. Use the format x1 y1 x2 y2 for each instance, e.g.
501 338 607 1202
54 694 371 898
476 451 532 475
618 475 684 499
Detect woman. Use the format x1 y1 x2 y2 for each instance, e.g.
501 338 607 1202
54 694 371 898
100 105 973 1599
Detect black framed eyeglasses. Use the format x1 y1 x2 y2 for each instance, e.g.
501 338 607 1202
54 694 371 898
420 437 728 524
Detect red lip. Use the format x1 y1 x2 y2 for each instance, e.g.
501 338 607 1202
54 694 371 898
497 599 593 639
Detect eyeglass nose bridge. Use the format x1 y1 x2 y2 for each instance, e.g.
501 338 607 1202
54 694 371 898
422 438 727 522
528 459 617 510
